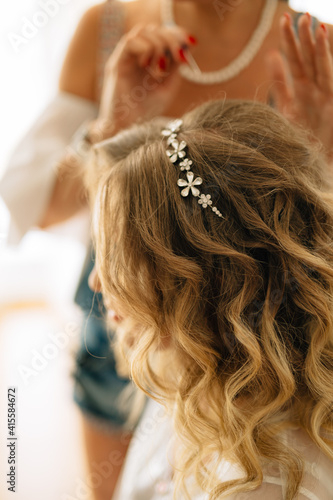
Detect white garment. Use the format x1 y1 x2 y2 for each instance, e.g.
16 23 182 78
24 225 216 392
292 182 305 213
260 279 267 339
115 399 333 500
0 92 98 244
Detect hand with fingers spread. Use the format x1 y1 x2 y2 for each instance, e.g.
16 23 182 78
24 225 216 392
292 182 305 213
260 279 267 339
94 24 194 138
268 13 333 160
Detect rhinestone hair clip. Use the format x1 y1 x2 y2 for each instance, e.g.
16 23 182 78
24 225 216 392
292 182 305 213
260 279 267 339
161 119 224 218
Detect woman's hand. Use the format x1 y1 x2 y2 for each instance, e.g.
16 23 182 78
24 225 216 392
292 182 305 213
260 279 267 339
268 13 333 160
92 24 194 139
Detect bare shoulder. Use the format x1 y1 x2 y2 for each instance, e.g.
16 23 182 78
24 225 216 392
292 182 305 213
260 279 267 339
58 0 159 102
121 0 160 30
59 2 106 102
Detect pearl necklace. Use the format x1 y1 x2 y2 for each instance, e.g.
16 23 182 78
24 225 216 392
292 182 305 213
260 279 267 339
161 0 278 85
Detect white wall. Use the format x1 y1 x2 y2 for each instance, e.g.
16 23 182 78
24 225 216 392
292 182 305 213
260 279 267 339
290 0 333 23
0 0 97 172
0 0 98 241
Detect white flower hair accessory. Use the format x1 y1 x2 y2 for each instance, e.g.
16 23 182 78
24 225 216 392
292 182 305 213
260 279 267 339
161 119 224 218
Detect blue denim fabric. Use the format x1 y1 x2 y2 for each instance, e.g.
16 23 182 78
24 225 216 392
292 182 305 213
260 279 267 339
73 312 135 428
73 247 137 429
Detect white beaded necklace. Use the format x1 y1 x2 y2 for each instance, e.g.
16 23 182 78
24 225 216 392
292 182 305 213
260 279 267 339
161 0 278 85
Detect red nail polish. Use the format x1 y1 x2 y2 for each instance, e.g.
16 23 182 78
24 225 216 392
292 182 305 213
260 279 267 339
188 35 197 45
306 12 311 20
321 23 328 35
284 12 291 22
158 56 166 71
178 48 187 63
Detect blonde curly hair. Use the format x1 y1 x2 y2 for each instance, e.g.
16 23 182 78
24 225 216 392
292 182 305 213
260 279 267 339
87 99 333 499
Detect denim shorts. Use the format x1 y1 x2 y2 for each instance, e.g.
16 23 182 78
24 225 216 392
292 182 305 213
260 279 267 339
73 312 138 431
73 248 141 431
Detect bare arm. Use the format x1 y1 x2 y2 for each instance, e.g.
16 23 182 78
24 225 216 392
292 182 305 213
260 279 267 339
39 4 102 229
82 418 132 500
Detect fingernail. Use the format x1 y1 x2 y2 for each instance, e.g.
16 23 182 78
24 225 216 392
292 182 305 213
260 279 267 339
178 47 187 63
321 23 328 35
284 12 291 22
306 12 311 20
158 56 166 71
188 35 197 45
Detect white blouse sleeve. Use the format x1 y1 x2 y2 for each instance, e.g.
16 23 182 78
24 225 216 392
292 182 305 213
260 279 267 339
111 400 333 500
232 470 332 500
0 91 98 244
233 428 333 500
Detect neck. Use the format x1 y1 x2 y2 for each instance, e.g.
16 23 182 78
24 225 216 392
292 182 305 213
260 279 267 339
172 0 267 37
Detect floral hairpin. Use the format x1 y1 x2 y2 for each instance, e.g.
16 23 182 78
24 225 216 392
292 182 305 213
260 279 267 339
161 119 224 218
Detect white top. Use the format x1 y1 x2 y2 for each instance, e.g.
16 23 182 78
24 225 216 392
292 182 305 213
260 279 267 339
114 399 333 500
0 92 98 244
